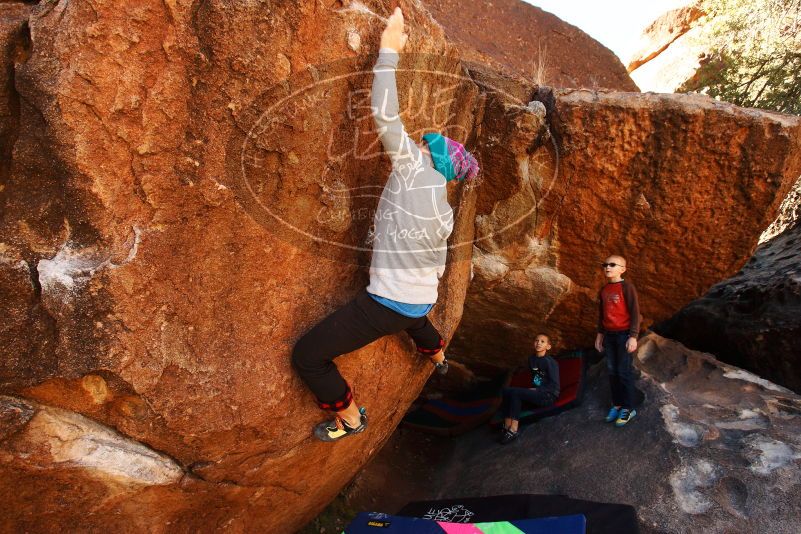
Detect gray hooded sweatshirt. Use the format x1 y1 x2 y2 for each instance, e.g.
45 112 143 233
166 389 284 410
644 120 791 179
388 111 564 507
365 48 454 305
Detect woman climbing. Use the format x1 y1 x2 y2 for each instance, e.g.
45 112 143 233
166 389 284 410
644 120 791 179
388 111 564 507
292 6 479 442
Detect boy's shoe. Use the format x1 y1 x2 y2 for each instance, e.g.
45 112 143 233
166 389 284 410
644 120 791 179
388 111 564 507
499 429 519 445
605 406 621 423
434 359 449 375
615 408 636 427
314 407 368 442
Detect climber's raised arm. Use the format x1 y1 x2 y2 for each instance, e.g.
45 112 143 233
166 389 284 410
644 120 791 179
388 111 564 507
371 7 414 163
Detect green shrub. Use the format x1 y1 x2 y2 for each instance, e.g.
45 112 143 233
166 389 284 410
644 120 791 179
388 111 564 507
684 0 801 114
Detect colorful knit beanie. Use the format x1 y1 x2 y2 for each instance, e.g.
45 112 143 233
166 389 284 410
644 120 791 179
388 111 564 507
422 132 479 183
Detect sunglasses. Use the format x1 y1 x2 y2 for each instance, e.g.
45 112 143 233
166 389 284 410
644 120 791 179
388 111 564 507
601 262 624 268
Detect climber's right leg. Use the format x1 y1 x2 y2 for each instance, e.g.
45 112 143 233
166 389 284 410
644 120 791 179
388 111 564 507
292 294 377 424
291 289 408 438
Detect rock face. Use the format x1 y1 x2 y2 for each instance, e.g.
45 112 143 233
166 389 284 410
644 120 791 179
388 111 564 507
450 88 801 368
628 4 710 93
0 395 184 485
0 3 28 184
656 177 801 393
422 0 638 91
762 173 801 242
0 1 485 531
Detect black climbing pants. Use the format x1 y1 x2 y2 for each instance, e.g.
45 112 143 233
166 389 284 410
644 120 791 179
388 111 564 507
500 387 557 421
291 289 443 411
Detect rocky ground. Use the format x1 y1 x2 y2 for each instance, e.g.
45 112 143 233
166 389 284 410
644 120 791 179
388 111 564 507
310 333 801 533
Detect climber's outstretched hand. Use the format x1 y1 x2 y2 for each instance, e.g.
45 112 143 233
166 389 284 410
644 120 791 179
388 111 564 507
380 6 408 52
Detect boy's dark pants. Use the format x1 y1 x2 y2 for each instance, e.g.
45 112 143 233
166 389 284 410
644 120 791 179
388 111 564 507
292 289 442 410
501 387 556 421
604 330 635 410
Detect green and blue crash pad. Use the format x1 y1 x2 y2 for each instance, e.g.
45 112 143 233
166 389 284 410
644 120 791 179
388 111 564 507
343 512 586 533
398 495 638 534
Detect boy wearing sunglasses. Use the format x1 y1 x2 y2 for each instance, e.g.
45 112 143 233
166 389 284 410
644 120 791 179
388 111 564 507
594 255 641 427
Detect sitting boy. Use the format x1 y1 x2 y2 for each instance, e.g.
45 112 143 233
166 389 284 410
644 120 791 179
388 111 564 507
499 333 560 444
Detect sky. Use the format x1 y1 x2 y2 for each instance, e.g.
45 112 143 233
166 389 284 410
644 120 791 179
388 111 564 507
524 0 691 63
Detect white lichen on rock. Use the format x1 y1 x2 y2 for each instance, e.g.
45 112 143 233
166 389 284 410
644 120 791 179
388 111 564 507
17 399 183 486
744 435 801 475
722 368 789 393
36 227 142 298
347 29 361 51
661 404 702 447
336 1 386 21
37 243 106 293
669 459 718 514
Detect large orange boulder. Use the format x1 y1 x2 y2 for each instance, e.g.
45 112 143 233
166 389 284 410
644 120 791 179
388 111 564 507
0 1 482 531
449 88 801 367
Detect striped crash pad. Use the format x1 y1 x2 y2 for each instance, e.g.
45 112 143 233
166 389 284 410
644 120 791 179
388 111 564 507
403 350 589 435
402 373 506 436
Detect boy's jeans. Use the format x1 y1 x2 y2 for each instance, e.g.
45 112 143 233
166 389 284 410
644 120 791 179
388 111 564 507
603 330 635 410
501 387 557 421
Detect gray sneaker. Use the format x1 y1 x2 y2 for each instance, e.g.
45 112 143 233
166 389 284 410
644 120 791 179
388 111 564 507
499 428 519 445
